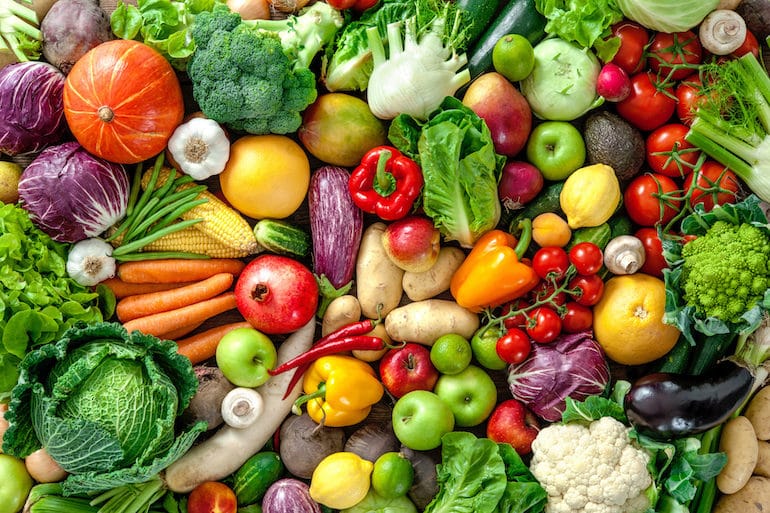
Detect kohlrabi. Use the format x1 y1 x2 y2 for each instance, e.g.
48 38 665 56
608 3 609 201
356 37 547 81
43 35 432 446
365 0 470 120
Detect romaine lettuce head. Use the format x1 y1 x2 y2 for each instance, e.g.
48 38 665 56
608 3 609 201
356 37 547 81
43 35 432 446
2 321 206 495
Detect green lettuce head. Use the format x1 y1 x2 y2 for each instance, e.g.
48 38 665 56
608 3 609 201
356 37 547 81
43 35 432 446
2 321 206 495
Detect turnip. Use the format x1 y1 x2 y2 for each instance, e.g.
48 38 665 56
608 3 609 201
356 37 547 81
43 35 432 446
596 63 632 102
498 161 544 211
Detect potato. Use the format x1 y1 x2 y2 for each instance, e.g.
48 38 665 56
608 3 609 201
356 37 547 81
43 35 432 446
717 415 759 494
714 476 770 513
745 385 770 439
356 223 404 319
384 299 479 346
755 440 770 477
322 295 361 336
402 246 466 301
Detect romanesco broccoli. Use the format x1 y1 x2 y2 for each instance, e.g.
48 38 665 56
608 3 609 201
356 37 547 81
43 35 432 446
187 3 343 135
680 220 770 324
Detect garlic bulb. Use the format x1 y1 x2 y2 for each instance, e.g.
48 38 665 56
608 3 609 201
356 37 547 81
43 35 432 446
66 238 116 286
167 117 230 181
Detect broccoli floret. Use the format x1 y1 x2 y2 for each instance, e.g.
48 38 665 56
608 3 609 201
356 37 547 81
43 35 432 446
187 3 343 135
680 220 770 324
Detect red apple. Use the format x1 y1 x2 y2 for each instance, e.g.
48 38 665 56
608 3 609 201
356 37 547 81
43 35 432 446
486 399 541 455
235 255 319 335
187 481 237 513
462 72 532 157
379 343 439 398
381 216 440 273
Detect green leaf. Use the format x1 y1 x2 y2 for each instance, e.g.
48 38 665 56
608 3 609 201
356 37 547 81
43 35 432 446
111 3 145 40
3 310 58 358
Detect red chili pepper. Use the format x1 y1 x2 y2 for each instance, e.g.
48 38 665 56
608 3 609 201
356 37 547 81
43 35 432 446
348 146 423 221
271 335 385 377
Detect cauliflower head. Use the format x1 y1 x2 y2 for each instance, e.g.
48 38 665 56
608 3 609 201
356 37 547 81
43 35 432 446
529 416 652 513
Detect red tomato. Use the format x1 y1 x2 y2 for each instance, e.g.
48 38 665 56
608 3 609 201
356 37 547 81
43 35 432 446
568 274 605 306
646 123 700 177
609 21 649 74
326 0 356 7
675 74 706 126
683 160 740 212
561 301 593 333
529 280 568 307
635 227 668 278
647 31 702 81
732 30 760 58
526 307 562 344
496 328 531 364
353 0 378 11
568 242 604 276
616 72 677 131
502 298 530 330
532 247 570 280
624 173 682 227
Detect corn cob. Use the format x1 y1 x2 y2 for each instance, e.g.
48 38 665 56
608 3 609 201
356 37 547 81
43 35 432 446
142 167 260 256
140 224 258 258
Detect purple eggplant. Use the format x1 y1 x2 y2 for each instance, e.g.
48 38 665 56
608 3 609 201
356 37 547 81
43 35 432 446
262 478 321 513
624 360 754 440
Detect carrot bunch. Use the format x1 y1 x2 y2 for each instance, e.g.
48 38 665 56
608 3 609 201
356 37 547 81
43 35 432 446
105 258 251 363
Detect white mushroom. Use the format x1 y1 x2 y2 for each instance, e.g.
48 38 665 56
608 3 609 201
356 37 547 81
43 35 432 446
221 387 264 429
603 235 646 275
699 9 748 55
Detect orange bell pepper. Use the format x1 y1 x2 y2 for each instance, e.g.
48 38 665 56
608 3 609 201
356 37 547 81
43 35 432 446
450 225 539 313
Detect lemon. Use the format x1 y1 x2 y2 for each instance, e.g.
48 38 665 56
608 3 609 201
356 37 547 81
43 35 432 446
592 274 681 365
309 452 373 509
492 34 535 82
0 161 22 204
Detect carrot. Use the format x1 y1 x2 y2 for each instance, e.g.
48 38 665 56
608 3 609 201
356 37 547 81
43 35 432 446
122 291 238 337
159 321 206 341
117 258 246 284
116 273 235 322
99 277 196 299
175 321 253 364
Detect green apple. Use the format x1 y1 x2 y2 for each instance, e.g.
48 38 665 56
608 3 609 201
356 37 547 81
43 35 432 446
0 454 33 513
434 365 498 427
392 390 455 451
525 121 586 181
471 326 508 371
215 327 277 387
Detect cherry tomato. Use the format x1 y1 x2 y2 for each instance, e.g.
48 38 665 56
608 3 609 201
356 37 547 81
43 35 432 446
683 160 740 212
526 307 562 344
561 301 593 333
325 0 356 8
647 30 702 81
353 0 378 11
532 246 570 280
568 242 603 276
645 123 700 177
635 227 668 278
616 72 677 132
529 280 568 307
624 173 681 227
609 21 649 75
732 29 759 58
502 298 530 330
568 274 605 306
496 328 531 364
674 74 707 126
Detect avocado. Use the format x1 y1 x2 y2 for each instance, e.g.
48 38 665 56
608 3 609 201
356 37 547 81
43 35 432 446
583 110 645 184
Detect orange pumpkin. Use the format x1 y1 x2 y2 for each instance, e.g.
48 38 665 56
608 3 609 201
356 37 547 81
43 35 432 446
63 40 184 164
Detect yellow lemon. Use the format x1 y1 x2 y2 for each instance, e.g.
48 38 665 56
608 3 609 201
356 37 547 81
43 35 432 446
592 273 680 365
309 452 373 509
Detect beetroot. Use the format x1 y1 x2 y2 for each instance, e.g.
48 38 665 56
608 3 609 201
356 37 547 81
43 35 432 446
41 0 114 74
498 160 544 211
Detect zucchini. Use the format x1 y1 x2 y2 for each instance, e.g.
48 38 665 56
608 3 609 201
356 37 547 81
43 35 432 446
253 219 311 258
233 451 285 506
455 0 507 47
655 335 693 374
467 0 547 78
506 181 563 233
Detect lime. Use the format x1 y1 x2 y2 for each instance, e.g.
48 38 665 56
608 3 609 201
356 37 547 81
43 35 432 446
371 452 414 499
492 34 535 82
430 334 472 375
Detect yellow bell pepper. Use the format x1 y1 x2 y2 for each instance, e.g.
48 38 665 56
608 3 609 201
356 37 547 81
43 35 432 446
450 224 540 313
300 355 384 427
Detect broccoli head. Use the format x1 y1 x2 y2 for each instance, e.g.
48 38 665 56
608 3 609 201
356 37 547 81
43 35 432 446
187 5 323 135
680 220 770 324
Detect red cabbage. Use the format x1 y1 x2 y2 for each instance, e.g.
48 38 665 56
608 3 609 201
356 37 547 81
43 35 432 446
507 331 611 422
262 478 322 513
18 142 129 243
0 62 67 156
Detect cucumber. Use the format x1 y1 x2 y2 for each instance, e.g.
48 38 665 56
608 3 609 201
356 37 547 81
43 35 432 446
608 213 634 238
654 335 693 374
233 451 284 506
466 0 547 78
506 181 564 233
455 0 507 47
568 223 612 251
253 219 311 258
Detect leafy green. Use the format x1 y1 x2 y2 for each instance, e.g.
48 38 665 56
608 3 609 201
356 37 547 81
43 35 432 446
2 321 206 495
389 96 505 248
424 432 546 513
0 203 104 402
615 0 718 33
341 489 418 512
111 0 217 70
560 380 629 424
534 0 624 62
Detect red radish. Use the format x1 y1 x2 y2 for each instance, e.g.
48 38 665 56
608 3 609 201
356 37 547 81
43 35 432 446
498 161 544 211
596 63 632 102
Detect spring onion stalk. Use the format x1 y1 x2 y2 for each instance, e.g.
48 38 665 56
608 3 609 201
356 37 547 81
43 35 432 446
686 52 770 202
